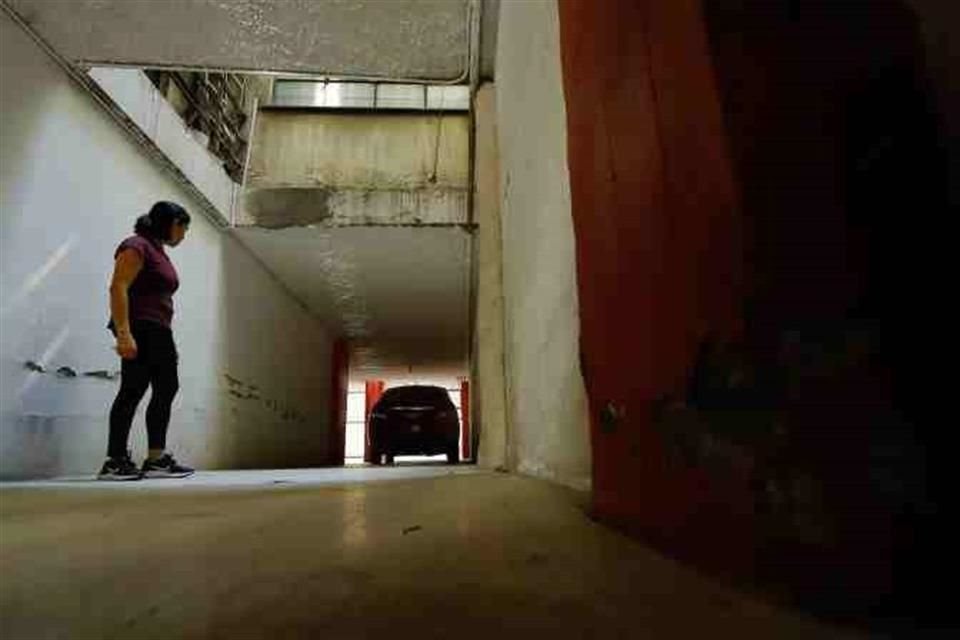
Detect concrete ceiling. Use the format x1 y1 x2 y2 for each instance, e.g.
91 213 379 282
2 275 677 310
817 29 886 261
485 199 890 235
5 0 494 81
235 226 471 378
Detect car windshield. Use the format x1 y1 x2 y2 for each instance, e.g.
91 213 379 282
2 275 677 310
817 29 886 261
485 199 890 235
380 386 451 407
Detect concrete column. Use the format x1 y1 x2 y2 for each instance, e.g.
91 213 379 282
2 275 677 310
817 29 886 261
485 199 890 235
472 83 508 471
493 0 591 491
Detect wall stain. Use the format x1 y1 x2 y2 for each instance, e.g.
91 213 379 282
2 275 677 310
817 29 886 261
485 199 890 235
224 373 306 423
22 360 119 382
83 370 120 381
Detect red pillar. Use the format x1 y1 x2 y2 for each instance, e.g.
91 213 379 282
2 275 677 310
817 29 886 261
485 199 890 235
363 380 385 463
327 339 349 466
460 379 471 460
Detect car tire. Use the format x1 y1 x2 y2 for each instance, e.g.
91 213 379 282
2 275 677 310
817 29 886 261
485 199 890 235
446 445 459 465
384 451 395 465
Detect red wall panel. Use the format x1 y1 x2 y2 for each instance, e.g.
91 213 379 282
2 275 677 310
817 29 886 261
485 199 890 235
559 0 752 574
327 339 349 466
364 380 385 463
559 0 944 620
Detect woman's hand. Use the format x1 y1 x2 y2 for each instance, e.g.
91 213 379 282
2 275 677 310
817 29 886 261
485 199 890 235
116 331 138 360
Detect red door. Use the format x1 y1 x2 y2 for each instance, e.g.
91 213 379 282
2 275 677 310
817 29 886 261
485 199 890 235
363 380 385 463
459 379 470 461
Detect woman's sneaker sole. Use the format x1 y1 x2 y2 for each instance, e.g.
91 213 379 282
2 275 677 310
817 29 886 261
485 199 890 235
96 472 142 481
142 469 195 479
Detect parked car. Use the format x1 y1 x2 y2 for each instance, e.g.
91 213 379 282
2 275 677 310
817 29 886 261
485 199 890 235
368 385 460 465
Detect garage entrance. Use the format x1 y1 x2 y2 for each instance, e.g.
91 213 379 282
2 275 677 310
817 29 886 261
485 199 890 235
345 378 471 466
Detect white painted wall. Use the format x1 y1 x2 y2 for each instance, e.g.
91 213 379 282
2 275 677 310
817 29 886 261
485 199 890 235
494 0 591 490
0 12 336 478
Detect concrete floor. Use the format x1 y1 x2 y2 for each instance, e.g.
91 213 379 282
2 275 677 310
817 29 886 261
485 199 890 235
0 462 476 492
0 467 860 639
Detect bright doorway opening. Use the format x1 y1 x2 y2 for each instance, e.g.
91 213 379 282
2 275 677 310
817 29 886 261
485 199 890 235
345 378 468 466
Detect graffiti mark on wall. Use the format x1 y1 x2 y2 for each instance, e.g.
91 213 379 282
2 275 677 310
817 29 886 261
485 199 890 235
22 360 120 381
223 373 307 423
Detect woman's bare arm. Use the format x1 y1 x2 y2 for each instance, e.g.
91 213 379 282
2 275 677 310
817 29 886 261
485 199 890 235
110 248 143 358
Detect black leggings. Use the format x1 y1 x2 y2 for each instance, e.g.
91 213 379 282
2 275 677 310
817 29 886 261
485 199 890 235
108 321 179 458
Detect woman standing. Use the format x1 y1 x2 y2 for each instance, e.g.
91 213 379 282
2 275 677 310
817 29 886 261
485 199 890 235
98 201 195 480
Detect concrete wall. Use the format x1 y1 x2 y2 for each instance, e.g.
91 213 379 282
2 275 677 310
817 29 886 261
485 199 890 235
472 83 507 471
0 12 336 478
241 111 469 228
494 0 590 490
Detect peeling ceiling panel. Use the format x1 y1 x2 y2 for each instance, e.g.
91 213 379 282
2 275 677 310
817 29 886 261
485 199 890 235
6 0 471 80
235 226 471 376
